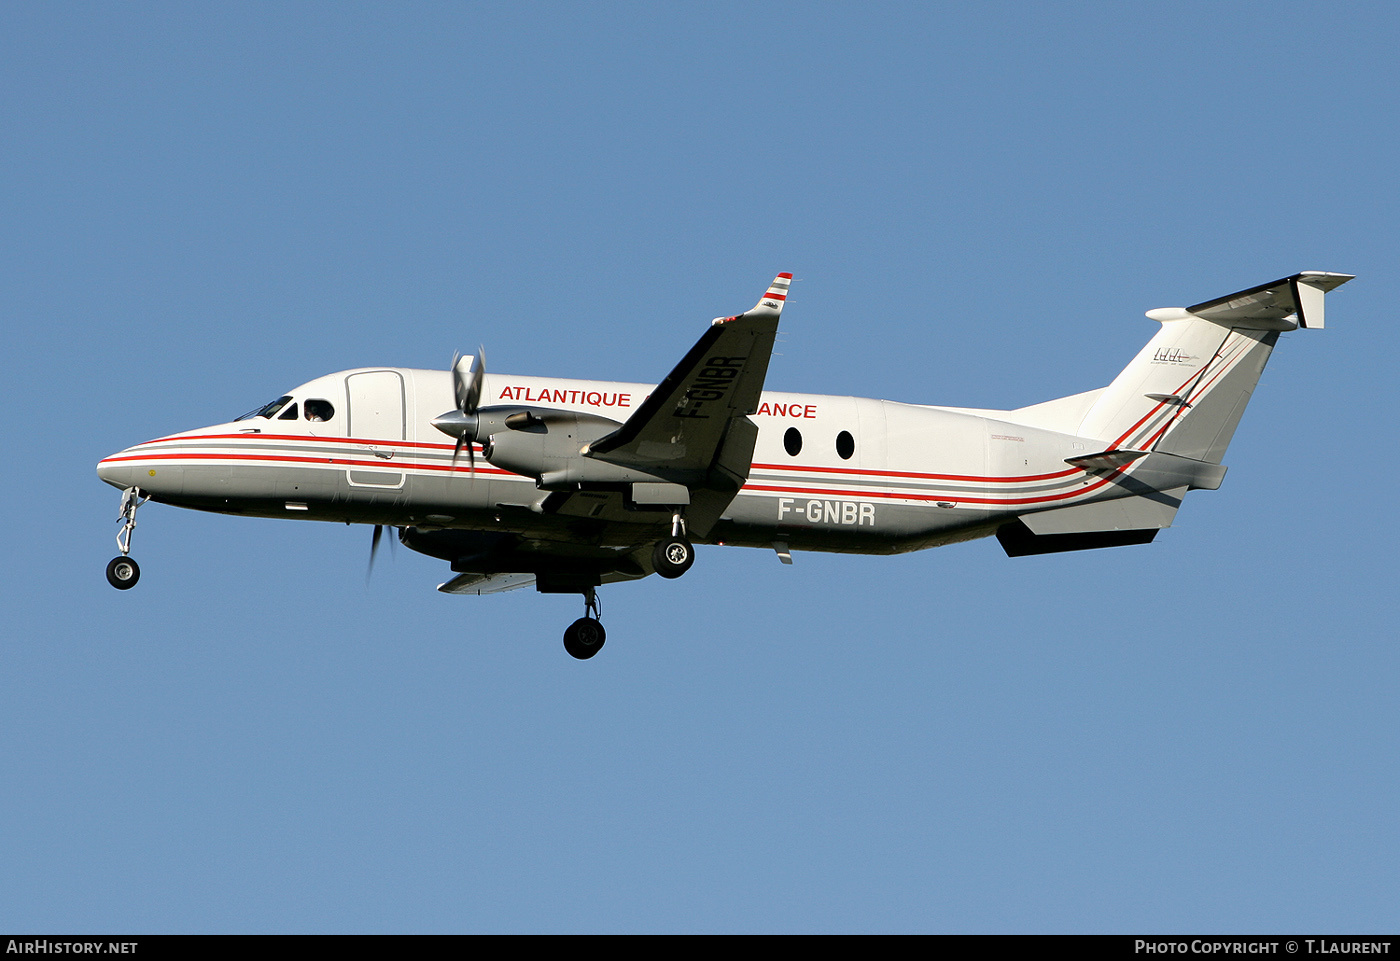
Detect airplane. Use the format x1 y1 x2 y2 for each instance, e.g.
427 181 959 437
97 270 1352 658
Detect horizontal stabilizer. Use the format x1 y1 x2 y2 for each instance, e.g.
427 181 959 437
1147 271 1354 331
997 524 1159 557
1020 487 1185 536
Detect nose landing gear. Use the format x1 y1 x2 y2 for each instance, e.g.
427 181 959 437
105 487 147 590
563 587 606 660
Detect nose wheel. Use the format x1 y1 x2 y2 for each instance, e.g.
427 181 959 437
106 555 141 590
563 588 606 660
106 487 148 591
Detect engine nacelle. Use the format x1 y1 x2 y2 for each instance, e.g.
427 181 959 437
483 408 624 483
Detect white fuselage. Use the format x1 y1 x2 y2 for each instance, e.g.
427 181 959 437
97 366 1120 555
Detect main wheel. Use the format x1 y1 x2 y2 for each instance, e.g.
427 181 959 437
563 617 606 659
106 556 140 590
652 536 695 579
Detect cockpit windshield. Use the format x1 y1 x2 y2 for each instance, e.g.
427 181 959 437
235 395 292 421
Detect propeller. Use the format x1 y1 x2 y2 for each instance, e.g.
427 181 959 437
366 524 398 583
432 347 486 472
367 524 383 582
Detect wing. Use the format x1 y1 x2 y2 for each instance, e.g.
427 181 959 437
585 273 795 473
577 273 790 535
584 273 788 472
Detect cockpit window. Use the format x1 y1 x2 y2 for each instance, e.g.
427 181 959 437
278 403 300 420
304 399 335 422
235 395 293 421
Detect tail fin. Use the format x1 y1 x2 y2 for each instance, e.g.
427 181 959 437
1075 272 1352 464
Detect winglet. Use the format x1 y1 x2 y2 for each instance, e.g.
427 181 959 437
713 272 792 325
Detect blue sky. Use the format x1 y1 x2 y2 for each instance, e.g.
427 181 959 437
3 1 1396 933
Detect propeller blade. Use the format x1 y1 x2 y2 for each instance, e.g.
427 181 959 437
470 346 486 408
446 347 486 474
453 347 486 413
449 437 478 475
367 524 383 582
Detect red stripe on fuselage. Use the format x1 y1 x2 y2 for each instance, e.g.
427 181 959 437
745 472 1117 507
106 433 1115 503
118 435 1089 487
98 449 512 476
145 431 461 452
751 461 1079 484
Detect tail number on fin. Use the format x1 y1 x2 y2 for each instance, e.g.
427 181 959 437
778 497 875 526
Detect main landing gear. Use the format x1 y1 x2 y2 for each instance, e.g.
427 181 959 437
651 510 694 579
561 515 696 660
652 536 694 578
563 588 606 660
105 487 148 590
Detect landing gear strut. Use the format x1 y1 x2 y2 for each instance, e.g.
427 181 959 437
563 587 606 660
106 487 148 590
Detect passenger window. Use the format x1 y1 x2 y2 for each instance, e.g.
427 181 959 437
278 403 299 420
836 430 855 460
784 427 802 456
305 399 335 422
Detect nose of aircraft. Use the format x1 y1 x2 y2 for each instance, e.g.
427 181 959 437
96 449 141 491
99 423 230 495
